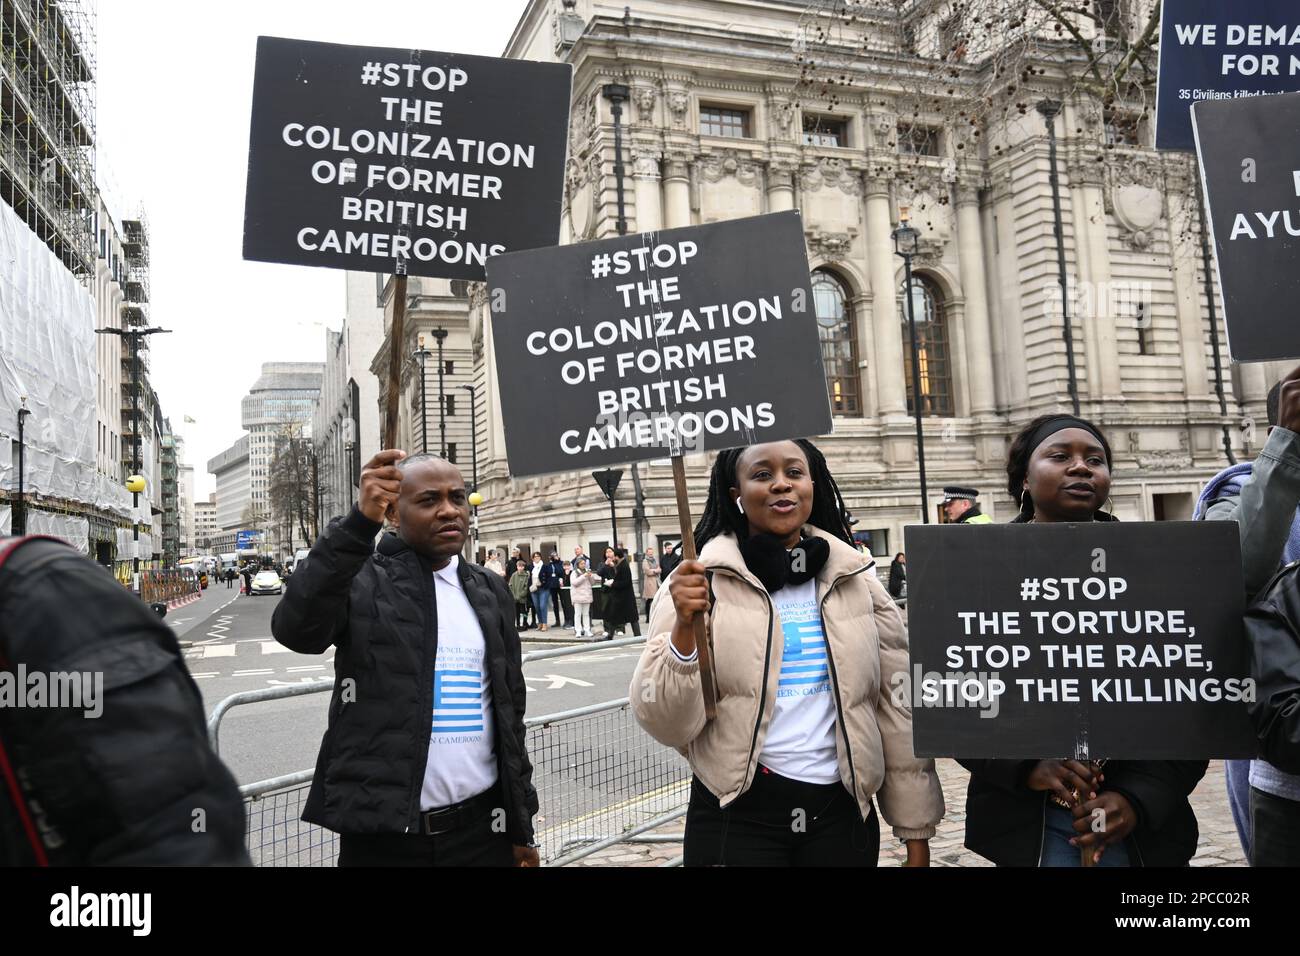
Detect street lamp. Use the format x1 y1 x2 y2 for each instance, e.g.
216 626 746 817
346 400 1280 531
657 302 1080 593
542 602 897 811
460 383 480 556
14 397 30 535
892 206 931 525
431 327 448 458
1037 99 1080 416
601 82 630 236
96 325 171 593
413 334 431 454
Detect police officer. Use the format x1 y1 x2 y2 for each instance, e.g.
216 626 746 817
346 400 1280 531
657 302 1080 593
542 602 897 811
942 486 993 524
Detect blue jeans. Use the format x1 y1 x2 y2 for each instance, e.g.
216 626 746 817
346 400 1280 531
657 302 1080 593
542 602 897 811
532 589 550 623
1039 804 1131 867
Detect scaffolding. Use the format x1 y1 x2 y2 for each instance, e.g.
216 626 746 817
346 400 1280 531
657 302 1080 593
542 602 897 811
0 0 96 277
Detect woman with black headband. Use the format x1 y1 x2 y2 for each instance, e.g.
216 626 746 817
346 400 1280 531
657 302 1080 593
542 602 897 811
631 439 944 866
958 414 1207 866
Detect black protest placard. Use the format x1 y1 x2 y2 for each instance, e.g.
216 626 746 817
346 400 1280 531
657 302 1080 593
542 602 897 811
1193 90 1300 362
903 522 1254 760
486 211 830 477
242 36 571 280
1156 0 1300 152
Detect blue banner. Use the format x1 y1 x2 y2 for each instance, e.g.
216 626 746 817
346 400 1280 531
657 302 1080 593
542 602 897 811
1156 0 1300 151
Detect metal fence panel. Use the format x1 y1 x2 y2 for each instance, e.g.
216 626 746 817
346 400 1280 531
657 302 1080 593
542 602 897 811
217 639 690 866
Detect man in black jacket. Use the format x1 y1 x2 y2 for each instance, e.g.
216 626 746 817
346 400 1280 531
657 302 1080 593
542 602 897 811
0 537 248 866
274 447 538 868
272 449 539 867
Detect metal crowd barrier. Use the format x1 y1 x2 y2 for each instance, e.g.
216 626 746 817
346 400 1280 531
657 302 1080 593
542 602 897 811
209 637 689 867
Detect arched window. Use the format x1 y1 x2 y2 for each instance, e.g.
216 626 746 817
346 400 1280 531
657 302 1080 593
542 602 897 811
899 275 954 417
811 270 860 414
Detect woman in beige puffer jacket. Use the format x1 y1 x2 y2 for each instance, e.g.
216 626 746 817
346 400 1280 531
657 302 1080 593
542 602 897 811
632 439 943 866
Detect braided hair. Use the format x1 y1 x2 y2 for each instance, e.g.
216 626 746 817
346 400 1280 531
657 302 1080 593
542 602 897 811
693 439 854 553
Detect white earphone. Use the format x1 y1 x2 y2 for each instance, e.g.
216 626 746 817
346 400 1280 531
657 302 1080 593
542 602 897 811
735 497 744 515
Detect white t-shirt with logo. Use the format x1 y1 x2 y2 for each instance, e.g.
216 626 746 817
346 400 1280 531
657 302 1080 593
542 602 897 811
420 556 498 809
758 578 840 784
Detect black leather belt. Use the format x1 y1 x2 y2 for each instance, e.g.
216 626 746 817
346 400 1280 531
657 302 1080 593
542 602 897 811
418 782 501 836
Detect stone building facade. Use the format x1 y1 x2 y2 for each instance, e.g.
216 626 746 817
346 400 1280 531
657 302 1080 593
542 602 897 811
408 0 1287 565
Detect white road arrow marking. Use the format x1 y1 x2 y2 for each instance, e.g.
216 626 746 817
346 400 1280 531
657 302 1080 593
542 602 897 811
525 674 595 690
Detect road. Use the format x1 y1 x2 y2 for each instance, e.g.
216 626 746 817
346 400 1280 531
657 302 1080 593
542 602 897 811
178 585 645 786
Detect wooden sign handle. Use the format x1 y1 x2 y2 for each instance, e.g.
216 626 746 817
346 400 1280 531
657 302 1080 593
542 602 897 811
1075 739 1095 868
382 273 409 451
671 455 717 721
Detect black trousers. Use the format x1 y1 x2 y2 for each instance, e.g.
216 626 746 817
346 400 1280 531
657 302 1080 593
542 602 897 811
559 588 573 627
338 821 513 867
1250 787 1300 867
684 769 879 867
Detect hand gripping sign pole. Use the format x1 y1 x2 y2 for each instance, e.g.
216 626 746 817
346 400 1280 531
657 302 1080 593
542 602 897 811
671 455 717 721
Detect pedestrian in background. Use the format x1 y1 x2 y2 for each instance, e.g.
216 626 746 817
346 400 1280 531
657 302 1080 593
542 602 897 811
559 560 575 629
509 559 532 631
541 552 565 629
603 548 640 639
570 557 598 637
641 547 660 622
887 552 906 600
485 549 506 578
529 552 547 631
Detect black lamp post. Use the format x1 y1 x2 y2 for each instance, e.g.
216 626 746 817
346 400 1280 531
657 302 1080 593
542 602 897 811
892 206 931 525
601 82 630 236
14 398 30 536
96 325 170 592
413 334 431 454
600 81 650 572
460 382 480 556
431 327 448 457
1037 99 1081 416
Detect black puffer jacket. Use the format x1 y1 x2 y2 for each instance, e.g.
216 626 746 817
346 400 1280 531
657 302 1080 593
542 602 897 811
0 537 249 866
1244 560 1300 773
271 509 537 842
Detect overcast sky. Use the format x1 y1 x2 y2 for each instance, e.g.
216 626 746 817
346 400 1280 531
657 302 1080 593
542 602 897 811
97 0 532 497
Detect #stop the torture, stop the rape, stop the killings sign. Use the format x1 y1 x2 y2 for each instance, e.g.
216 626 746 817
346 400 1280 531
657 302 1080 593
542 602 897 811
485 211 831 477
903 522 1255 760
242 36 571 280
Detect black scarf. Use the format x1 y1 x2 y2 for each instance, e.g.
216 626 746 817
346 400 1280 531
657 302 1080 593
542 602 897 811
739 532 830 593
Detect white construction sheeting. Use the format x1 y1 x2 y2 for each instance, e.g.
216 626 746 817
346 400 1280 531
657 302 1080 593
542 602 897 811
0 200 101 508
21 512 89 554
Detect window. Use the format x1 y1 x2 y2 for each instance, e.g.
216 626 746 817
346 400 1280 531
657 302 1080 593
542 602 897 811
445 360 454 375
939 13 967 61
447 443 457 464
1104 109 1142 147
700 106 751 139
1136 302 1151 355
812 271 860 415
445 395 456 417
897 123 940 156
802 114 848 147
1094 0 1121 36
899 275 954 417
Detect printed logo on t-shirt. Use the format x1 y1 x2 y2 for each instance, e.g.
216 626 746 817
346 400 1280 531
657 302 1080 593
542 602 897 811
431 645 487 742
778 594 830 698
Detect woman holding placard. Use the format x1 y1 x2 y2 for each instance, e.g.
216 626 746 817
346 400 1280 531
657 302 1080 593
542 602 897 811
632 438 943 866
958 414 1207 867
